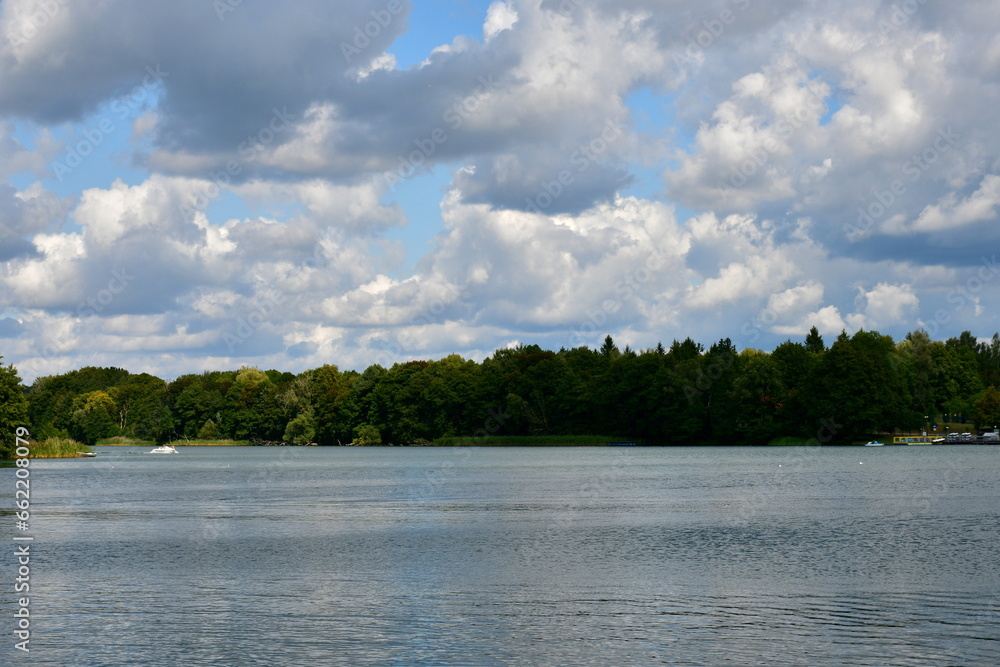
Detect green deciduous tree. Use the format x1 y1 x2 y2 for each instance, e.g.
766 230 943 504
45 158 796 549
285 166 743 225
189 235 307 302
12 326 1000 449
370 361 431 444
972 387 1000 430
354 424 382 445
222 367 284 441
283 410 316 444
197 418 219 440
805 330 920 443
305 365 353 444
418 355 486 436
70 390 119 445
27 366 130 438
0 359 29 458
109 374 169 440
731 351 786 444
977 333 1000 388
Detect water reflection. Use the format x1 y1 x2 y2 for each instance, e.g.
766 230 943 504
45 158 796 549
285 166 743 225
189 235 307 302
9 445 1000 665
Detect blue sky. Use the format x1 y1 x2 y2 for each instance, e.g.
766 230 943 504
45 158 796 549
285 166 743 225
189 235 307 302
10 0 678 277
390 0 492 68
2 0 1000 382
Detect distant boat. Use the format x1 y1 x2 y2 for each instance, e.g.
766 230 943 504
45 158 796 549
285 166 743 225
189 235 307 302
77 451 97 457
149 445 178 454
864 441 884 447
894 436 935 445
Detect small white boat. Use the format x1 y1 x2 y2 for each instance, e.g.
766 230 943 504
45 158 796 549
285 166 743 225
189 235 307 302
864 441 884 447
149 445 178 454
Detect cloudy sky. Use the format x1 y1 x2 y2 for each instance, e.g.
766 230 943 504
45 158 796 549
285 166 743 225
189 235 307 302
2 0 1000 382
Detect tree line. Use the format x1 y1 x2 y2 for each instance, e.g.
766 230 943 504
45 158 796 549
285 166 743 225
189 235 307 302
3 328 1000 452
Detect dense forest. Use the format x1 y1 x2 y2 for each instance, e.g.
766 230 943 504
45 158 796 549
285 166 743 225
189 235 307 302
4 328 1000 450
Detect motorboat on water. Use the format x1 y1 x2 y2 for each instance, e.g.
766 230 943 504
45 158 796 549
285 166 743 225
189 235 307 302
149 444 178 454
864 441 884 447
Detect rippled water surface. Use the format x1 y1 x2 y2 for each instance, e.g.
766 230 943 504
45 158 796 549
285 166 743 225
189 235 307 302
4 445 1000 665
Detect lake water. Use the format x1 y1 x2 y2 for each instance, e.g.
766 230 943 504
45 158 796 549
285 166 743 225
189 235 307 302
4 445 1000 665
